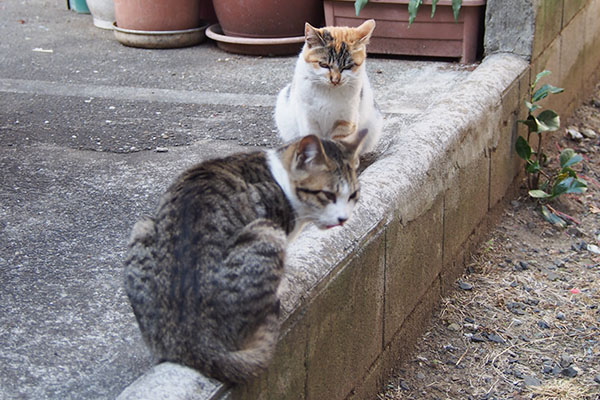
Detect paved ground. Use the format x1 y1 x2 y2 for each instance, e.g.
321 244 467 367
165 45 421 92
0 1 474 398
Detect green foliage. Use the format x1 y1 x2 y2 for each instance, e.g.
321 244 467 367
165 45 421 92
431 0 439 17
354 0 462 25
515 70 587 226
451 0 461 20
407 0 423 25
540 205 567 228
354 0 368 16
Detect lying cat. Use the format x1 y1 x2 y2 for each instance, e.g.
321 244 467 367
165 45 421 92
124 131 367 384
275 19 382 153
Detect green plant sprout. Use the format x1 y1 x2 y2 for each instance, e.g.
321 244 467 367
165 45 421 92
515 70 587 227
354 0 462 25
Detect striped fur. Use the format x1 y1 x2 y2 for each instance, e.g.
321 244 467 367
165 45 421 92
124 132 366 384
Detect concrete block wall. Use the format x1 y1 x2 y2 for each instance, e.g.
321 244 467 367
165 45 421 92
486 0 600 115
120 1 600 399
233 54 530 400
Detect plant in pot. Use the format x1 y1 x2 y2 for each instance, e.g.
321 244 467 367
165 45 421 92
323 0 486 63
206 0 324 56
112 0 215 49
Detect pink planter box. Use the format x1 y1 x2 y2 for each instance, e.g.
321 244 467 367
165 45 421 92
324 0 485 63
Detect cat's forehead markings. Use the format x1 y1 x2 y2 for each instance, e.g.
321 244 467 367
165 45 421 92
317 28 344 53
333 42 349 59
321 29 334 42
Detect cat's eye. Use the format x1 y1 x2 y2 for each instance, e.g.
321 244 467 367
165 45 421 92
349 190 359 201
322 191 337 203
318 62 330 69
297 188 337 203
341 63 355 72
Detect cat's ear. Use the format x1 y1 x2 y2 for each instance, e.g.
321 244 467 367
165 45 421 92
305 23 325 48
355 19 376 45
295 134 329 170
338 129 369 168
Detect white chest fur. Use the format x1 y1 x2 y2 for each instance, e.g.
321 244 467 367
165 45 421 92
275 47 382 153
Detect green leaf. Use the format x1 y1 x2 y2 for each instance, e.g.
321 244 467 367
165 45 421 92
355 0 368 16
564 154 583 168
533 70 551 88
525 101 540 112
561 167 577 177
541 205 567 228
559 148 575 168
574 177 588 189
532 87 549 102
548 85 563 94
559 148 583 169
555 171 569 182
526 160 541 173
452 0 461 21
552 177 572 197
431 0 439 17
552 176 587 197
533 84 564 102
515 136 532 160
562 177 588 194
536 109 560 132
529 189 552 199
518 115 539 132
408 0 422 25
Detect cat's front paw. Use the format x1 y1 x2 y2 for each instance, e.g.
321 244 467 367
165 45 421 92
330 119 357 140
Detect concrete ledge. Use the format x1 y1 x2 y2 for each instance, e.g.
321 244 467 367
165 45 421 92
121 53 528 399
121 1 600 397
118 363 225 400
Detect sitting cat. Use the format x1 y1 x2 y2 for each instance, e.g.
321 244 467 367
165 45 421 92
275 19 382 154
124 130 367 384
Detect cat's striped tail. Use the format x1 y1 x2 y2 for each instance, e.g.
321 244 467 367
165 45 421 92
213 313 280 383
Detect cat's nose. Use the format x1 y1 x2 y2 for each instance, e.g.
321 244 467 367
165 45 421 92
338 217 348 225
330 72 341 85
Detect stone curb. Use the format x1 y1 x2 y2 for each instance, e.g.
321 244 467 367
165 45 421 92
118 53 528 400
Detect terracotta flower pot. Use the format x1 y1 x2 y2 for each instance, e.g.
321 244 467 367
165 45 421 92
114 0 204 31
324 0 485 63
212 0 324 38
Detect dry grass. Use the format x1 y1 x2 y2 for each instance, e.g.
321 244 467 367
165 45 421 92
379 86 600 400
529 379 594 400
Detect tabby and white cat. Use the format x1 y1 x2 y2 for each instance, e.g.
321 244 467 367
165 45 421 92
275 19 382 153
124 131 367 384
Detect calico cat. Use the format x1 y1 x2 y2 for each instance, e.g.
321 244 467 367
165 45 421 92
275 19 383 154
124 131 367 384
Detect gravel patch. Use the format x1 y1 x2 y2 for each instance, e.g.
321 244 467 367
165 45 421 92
379 85 600 400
